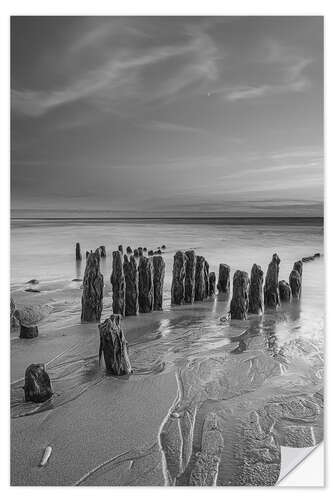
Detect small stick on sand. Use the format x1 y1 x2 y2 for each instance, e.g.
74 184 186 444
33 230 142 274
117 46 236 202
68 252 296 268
40 445 52 467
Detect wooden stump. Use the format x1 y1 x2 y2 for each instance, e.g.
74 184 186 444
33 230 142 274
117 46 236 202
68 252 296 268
20 325 38 338
99 245 106 258
293 260 303 279
126 246 132 254
279 280 291 302
81 250 104 322
248 264 264 315
134 249 139 258
98 315 132 375
24 364 53 403
230 270 249 320
195 256 206 301
111 250 125 316
264 253 280 309
75 242 82 261
204 260 210 298
152 255 165 311
123 254 138 316
118 245 123 254
171 251 186 305
86 250 90 259
217 264 230 294
209 272 216 296
184 250 196 304
138 256 154 313
289 270 302 300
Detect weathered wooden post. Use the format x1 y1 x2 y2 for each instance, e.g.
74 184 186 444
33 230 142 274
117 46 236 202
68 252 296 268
195 256 206 301
99 245 106 258
152 255 165 311
118 245 123 254
264 253 280 309
138 256 154 312
134 249 139 258
123 254 138 316
10 297 18 330
75 242 82 261
171 251 187 305
184 250 196 304
126 246 132 254
230 270 249 320
98 314 132 375
293 260 303 280
209 272 216 296
86 250 90 259
289 270 302 300
279 280 291 302
111 250 125 316
204 260 210 298
81 250 104 322
24 364 53 403
217 264 230 294
248 264 264 314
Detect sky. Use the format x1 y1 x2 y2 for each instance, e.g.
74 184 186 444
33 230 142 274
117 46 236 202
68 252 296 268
11 16 324 218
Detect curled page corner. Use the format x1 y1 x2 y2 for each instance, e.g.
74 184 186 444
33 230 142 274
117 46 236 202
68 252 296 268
277 442 324 486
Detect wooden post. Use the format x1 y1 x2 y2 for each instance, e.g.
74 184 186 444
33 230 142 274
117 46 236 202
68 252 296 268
217 264 230 294
99 245 106 258
98 314 132 375
81 250 104 322
111 250 125 316
126 246 132 254
279 280 291 302
264 253 280 309
230 270 249 320
289 270 302 299
118 244 123 254
248 264 264 315
209 272 216 296
204 260 210 298
138 256 154 312
24 364 53 403
195 256 206 301
171 251 186 305
293 260 303 280
184 250 196 304
152 255 165 311
75 242 82 261
123 254 138 316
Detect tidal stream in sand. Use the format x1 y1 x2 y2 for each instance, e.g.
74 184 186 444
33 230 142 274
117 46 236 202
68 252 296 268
11 219 324 486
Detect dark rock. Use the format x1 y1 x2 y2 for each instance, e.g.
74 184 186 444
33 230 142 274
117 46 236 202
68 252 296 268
111 250 125 316
81 250 104 322
184 250 196 304
76 242 82 261
99 245 106 258
148 250 154 256
98 314 132 375
264 253 280 309
138 256 154 313
230 270 249 320
126 246 132 254
24 363 53 403
209 272 216 296
171 251 187 305
24 288 41 293
26 279 39 285
123 254 138 316
248 264 264 315
118 245 123 254
161 245 166 250
314 252 320 258
204 260 210 298
217 264 230 294
195 256 206 302
289 269 302 300
152 255 165 311
279 280 291 302
157 249 162 254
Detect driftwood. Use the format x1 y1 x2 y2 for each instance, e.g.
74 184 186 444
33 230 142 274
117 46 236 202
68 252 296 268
184 250 196 304
75 242 82 261
264 253 280 309
24 364 53 403
123 255 138 316
81 251 104 322
152 255 165 311
289 270 302 300
248 264 264 315
171 251 186 305
217 264 230 294
138 256 154 313
195 256 206 301
98 315 132 375
204 260 210 298
279 280 291 302
209 272 216 296
230 270 249 320
111 250 125 316
99 245 106 258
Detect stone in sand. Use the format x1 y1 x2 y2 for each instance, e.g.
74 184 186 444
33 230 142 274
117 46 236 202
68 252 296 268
194 255 206 302
81 250 104 322
152 255 165 311
264 253 280 309
138 256 154 313
217 264 230 294
230 270 249 320
123 254 138 316
111 250 125 316
289 269 302 300
204 260 210 298
171 251 187 305
184 250 196 304
75 242 82 261
279 280 291 302
98 314 132 375
99 245 106 258
248 264 264 315
209 272 216 296
24 363 53 403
